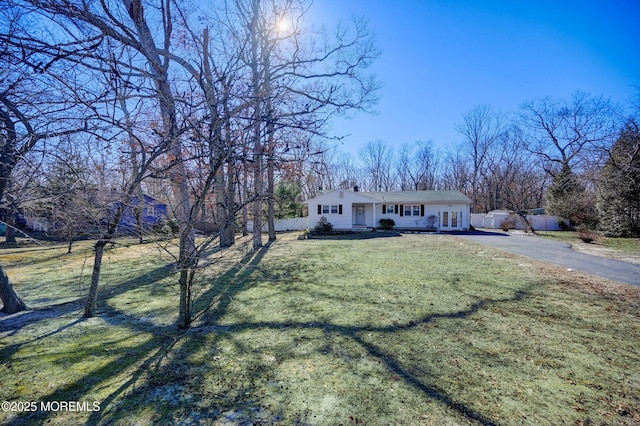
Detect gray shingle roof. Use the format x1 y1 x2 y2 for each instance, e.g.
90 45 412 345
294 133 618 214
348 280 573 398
363 190 472 204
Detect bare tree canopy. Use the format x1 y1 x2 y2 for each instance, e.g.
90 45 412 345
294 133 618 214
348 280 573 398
520 91 620 177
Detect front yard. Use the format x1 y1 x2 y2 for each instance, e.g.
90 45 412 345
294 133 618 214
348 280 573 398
1 233 639 425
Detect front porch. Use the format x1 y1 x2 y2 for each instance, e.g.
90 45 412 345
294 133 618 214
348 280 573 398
352 203 377 229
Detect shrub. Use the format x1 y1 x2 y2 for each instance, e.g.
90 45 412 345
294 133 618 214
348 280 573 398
378 218 395 230
577 225 599 243
156 218 179 234
314 216 333 234
427 215 438 230
558 219 571 231
500 217 516 231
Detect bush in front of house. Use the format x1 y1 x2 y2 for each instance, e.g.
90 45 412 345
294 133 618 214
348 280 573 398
314 216 333 234
378 218 395 230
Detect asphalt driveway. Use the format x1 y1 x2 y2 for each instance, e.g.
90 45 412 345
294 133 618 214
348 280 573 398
454 230 640 287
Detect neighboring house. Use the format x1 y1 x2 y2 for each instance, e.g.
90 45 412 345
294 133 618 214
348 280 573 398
305 189 472 231
110 194 168 229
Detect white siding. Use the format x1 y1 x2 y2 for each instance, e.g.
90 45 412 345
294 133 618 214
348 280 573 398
376 203 470 230
307 190 356 230
306 190 471 231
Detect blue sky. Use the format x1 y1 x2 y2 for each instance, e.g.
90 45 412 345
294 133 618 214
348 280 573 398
309 0 640 156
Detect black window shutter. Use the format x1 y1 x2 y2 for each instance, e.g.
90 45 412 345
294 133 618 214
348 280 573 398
394 204 399 214
338 204 343 214
400 205 404 217
317 204 322 214
421 205 425 216
382 204 386 213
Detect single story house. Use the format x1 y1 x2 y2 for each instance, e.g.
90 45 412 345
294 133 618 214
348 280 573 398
305 189 472 231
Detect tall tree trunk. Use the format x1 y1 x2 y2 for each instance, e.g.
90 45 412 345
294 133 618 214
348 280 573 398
84 239 106 317
252 144 263 250
267 143 276 242
4 196 17 243
264 53 276 243
216 169 230 247
178 269 193 329
250 0 263 250
225 162 236 245
4 215 16 244
135 191 145 244
241 168 249 236
125 0 196 327
0 263 28 313
219 163 236 248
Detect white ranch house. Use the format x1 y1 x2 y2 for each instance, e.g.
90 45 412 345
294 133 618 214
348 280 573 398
305 189 472 231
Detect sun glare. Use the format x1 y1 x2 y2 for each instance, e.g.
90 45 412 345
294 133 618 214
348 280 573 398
275 18 290 35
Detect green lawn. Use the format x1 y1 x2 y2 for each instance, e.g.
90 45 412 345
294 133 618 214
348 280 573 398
538 230 640 256
1 233 639 425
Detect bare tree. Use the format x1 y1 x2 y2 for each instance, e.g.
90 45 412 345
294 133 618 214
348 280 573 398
332 151 361 191
520 91 620 176
8 0 379 328
359 140 395 191
520 92 619 224
456 105 506 212
491 127 549 232
233 0 380 246
0 7 94 312
8 0 196 324
396 141 440 191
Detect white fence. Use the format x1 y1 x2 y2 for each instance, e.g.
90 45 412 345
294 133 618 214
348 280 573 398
250 214 561 232
247 217 308 233
470 213 561 231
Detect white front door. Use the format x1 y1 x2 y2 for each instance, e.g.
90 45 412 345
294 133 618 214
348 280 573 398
355 205 365 225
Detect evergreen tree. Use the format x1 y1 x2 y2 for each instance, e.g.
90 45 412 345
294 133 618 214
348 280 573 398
273 181 304 219
546 164 596 226
598 122 640 237
546 163 594 226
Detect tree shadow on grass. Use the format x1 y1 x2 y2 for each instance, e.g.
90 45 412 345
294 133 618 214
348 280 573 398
4 246 271 425
5 242 529 426
187 289 529 425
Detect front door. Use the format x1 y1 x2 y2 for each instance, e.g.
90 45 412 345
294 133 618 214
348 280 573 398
355 205 366 225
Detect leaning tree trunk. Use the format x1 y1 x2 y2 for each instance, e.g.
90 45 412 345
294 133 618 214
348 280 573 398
0 263 28 313
84 239 107 317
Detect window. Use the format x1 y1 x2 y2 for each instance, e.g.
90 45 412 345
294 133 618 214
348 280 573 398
442 211 449 227
403 205 421 216
320 204 342 214
385 205 394 214
451 211 458 227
